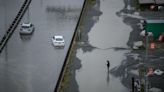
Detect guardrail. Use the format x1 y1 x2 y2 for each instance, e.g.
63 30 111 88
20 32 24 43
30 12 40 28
54 0 87 92
0 0 32 53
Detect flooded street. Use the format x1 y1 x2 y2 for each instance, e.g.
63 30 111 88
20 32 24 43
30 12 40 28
1 0 164 92
63 0 164 91
88 0 131 49
0 0 84 92
76 49 129 92
75 0 131 92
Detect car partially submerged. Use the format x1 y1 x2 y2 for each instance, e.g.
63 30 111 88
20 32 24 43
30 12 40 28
52 35 65 47
20 23 34 35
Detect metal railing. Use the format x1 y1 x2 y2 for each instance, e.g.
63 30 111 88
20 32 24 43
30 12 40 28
0 0 32 53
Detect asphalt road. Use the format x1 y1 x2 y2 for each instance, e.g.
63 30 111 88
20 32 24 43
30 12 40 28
0 0 84 92
0 0 23 40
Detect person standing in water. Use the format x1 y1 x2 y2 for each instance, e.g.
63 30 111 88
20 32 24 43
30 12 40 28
107 60 110 70
106 60 110 84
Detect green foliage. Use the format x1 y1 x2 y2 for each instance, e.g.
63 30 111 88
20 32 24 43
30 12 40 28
141 84 145 92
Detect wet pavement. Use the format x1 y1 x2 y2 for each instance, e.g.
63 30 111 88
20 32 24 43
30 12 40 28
64 0 164 92
0 0 84 92
76 0 131 92
0 0 23 40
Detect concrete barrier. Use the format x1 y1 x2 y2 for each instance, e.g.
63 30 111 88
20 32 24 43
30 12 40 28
54 0 88 92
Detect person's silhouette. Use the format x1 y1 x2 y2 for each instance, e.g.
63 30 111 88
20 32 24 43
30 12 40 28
107 60 110 70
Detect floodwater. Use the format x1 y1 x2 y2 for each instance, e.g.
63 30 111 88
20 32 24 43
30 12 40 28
0 0 84 92
88 0 131 49
76 49 130 92
75 0 132 92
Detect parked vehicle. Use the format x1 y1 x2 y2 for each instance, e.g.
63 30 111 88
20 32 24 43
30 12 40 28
20 22 34 35
133 41 144 50
154 69 163 75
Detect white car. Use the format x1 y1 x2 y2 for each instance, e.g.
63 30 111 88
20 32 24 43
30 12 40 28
52 35 65 47
154 69 163 75
20 23 34 34
133 41 143 50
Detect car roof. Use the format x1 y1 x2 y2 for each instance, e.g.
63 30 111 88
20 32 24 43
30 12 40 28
22 23 32 26
54 35 63 38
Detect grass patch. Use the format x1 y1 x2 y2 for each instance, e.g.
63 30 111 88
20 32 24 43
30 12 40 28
58 41 77 92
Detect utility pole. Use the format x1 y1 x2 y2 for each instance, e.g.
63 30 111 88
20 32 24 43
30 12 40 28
132 77 135 92
145 31 148 61
145 31 148 92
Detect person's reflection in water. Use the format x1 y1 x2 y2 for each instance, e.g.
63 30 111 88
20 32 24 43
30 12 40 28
106 60 110 85
106 68 110 85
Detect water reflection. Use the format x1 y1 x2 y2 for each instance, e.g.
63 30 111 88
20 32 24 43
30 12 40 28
46 6 80 13
106 70 110 85
19 34 33 41
46 6 79 21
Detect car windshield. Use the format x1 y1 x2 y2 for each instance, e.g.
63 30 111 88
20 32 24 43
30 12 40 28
55 38 63 41
22 25 30 28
